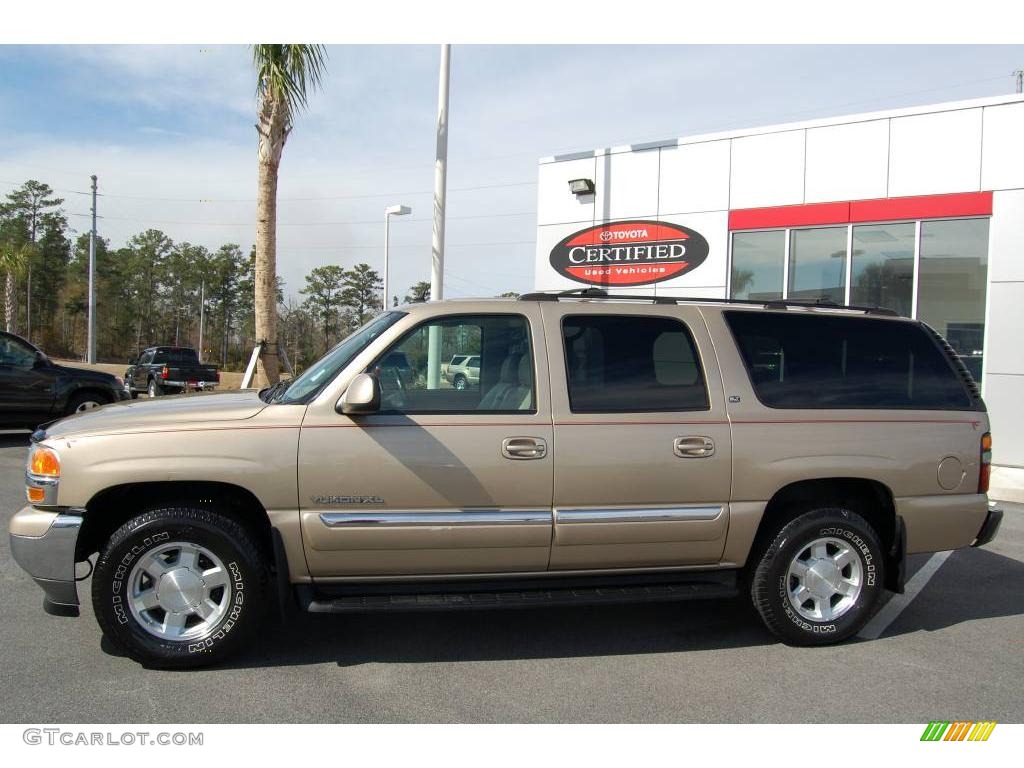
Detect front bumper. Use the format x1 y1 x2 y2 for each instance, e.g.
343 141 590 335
972 505 1003 548
8 507 83 616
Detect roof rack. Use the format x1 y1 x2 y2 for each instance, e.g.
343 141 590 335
517 287 899 316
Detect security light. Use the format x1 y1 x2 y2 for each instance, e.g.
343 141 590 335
568 178 595 196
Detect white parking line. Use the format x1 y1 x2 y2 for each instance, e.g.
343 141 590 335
857 550 953 640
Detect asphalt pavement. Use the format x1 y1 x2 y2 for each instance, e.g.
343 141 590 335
1 433 1021 723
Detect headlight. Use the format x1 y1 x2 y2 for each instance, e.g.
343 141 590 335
29 446 60 478
26 446 60 506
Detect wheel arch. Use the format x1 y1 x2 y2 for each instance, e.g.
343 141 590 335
76 480 273 564
745 477 898 575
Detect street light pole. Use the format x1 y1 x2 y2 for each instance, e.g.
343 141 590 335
198 279 205 362
383 204 411 310
427 43 451 390
87 175 97 364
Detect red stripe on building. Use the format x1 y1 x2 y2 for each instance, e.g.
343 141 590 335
728 191 993 230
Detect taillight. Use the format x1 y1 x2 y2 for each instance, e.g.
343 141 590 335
979 432 992 494
161 366 169 380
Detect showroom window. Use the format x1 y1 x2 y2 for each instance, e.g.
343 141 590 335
729 216 989 378
850 223 915 318
788 226 847 304
730 231 784 301
917 218 989 381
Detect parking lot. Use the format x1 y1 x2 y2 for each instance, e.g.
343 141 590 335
0 432 1021 723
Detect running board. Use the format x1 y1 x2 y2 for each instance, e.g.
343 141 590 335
297 573 739 614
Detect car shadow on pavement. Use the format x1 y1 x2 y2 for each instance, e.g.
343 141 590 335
871 546 1024 639
213 598 777 669
97 545 1024 670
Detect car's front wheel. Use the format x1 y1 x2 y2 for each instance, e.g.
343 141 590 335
66 391 108 415
751 507 884 645
92 506 268 668
453 374 467 391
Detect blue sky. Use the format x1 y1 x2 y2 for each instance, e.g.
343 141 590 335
1 44 1022 301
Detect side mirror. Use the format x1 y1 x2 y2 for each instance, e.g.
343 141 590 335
33 351 48 368
127 357 137 366
337 373 380 415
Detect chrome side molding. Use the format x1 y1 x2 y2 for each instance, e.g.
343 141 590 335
554 506 723 525
319 509 551 528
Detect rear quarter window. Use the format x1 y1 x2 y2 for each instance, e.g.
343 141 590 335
724 311 974 411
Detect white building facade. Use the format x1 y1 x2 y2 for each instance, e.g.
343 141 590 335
534 94 1024 498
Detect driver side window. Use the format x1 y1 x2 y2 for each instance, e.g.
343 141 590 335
370 314 535 414
0 336 38 368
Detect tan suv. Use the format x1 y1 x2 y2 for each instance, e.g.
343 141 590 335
9 288 1003 668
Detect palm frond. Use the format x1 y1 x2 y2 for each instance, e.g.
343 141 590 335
252 44 328 115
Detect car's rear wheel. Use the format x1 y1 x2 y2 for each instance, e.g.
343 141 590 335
92 506 268 668
751 507 884 645
148 378 161 398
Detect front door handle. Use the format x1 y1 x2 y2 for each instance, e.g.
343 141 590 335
673 436 715 458
502 436 547 460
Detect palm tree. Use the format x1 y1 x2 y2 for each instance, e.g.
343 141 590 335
0 240 30 333
251 44 327 386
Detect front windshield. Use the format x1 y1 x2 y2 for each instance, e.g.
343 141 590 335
277 311 405 404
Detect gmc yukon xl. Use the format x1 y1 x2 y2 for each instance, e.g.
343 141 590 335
9 289 1003 668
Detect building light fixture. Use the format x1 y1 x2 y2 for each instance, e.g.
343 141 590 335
568 178 595 196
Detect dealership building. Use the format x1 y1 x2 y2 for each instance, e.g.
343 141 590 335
534 93 1024 498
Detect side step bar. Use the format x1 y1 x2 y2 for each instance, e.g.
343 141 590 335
296 573 739 614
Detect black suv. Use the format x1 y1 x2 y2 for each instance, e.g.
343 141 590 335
0 331 128 429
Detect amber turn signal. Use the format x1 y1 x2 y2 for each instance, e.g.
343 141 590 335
29 446 60 477
26 486 46 503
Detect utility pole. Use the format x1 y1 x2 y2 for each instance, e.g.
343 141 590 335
87 175 97 364
427 43 451 389
198 279 205 362
1015 69 1024 94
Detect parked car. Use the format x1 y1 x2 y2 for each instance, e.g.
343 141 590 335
0 330 128 429
124 346 219 398
442 353 479 390
9 289 1002 668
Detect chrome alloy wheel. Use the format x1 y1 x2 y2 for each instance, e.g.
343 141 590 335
75 399 102 412
786 536 863 622
127 541 232 641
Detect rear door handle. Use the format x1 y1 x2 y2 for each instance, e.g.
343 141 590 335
673 436 715 458
502 436 547 460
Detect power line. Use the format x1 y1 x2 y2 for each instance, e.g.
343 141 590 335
2 178 536 203
63 209 535 227
283 240 534 251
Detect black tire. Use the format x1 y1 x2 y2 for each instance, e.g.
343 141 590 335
92 506 268 669
147 378 162 398
751 507 884 645
65 391 109 416
453 374 467 391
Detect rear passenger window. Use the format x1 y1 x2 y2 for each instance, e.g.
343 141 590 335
561 315 708 413
724 311 973 410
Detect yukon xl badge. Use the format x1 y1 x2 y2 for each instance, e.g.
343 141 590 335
550 219 709 287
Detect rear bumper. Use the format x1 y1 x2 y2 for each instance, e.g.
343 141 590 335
163 379 217 390
972 506 1003 548
8 507 82 616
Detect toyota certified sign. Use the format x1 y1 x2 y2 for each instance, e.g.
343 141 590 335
549 220 709 287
